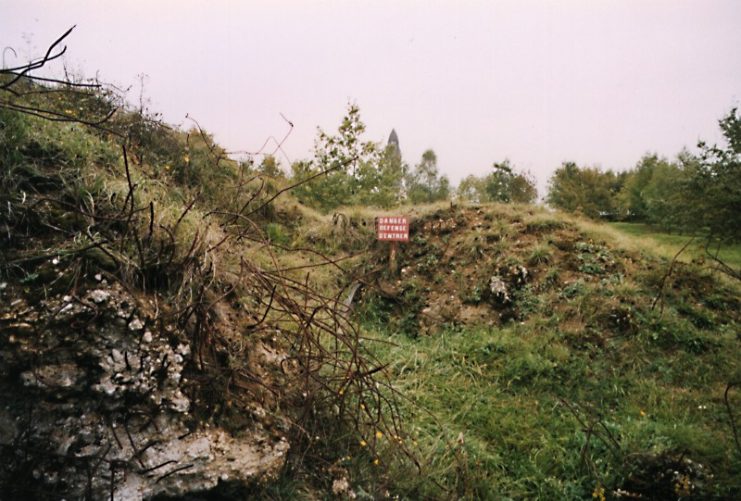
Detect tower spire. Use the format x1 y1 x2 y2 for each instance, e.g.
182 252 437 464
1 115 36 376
387 129 400 157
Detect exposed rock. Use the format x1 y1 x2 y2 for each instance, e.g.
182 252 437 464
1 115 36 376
0 280 287 500
89 289 111 304
332 476 356 499
507 264 529 286
488 276 511 305
487 265 529 307
128 316 145 331
422 216 459 234
20 363 84 389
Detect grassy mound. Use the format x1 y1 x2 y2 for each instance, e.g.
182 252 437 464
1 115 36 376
354 203 740 499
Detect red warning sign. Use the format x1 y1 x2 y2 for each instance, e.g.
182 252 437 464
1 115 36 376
376 216 409 242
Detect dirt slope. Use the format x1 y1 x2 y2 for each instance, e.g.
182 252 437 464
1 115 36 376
360 204 739 339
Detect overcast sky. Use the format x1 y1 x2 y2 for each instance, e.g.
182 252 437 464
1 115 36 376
3 0 740 195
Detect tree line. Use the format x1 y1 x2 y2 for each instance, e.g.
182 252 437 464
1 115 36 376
546 107 740 243
252 103 738 244
253 103 538 211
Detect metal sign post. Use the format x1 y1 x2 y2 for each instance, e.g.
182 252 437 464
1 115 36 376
376 216 409 274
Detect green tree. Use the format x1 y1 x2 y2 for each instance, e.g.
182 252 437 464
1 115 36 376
258 155 284 178
621 108 741 244
508 173 539 204
456 162 537 205
364 143 406 207
406 149 450 204
642 159 684 229
456 174 487 203
617 154 661 220
546 162 621 218
484 160 537 204
688 108 741 242
291 103 408 210
291 103 377 210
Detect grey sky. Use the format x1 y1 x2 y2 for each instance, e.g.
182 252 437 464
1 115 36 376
3 0 740 196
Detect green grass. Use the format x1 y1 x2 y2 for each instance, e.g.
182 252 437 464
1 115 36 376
6 81 739 499
366 317 740 499
609 222 741 271
341 207 741 500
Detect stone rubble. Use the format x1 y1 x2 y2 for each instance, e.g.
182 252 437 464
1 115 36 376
0 280 288 500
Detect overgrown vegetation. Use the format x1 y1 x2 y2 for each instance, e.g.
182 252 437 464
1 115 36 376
353 203 741 499
545 109 741 278
291 103 451 211
2 27 740 500
0 31 409 499
457 159 538 205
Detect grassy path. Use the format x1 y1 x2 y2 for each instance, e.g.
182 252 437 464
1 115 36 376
609 222 741 270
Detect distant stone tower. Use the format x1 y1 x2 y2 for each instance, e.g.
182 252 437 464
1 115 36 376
385 129 405 201
387 129 401 158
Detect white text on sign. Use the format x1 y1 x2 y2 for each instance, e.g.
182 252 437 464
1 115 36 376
376 216 409 242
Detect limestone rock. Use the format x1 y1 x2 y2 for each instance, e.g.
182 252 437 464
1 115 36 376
0 281 287 500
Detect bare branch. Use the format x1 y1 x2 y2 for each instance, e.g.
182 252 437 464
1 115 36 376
0 26 120 134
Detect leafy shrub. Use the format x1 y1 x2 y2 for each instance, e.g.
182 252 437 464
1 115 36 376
561 280 587 299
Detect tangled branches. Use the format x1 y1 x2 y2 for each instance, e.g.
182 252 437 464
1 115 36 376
0 25 417 499
1 34 409 493
175 137 409 463
1 26 120 134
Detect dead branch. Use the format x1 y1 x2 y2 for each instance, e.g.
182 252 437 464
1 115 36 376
651 236 695 312
0 26 121 135
704 237 740 280
725 383 741 456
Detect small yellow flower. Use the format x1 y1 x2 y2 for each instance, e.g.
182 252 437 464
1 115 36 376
375 431 383 439
592 485 606 501
372 458 380 465
674 474 691 496
338 388 344 396
639 409 647 417
359 439 367 447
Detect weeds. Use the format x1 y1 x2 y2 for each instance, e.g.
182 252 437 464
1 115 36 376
3 35 740 497
1 72 413 498
528 243 552 265
355 203 740 498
